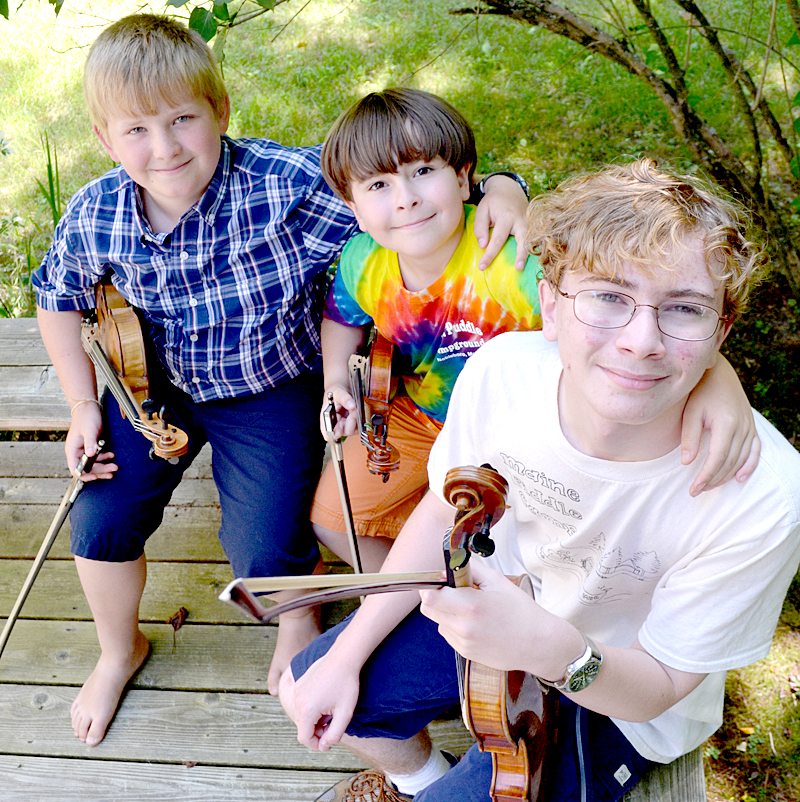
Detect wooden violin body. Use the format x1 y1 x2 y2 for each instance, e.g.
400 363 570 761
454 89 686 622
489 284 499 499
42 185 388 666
459 575 552 802
348 330 400 481
81 277 189 462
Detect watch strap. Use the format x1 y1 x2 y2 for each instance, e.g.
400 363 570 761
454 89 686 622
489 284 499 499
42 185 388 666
538 634 602 693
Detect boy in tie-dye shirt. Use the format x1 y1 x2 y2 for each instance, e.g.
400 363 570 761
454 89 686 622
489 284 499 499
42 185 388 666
309 88 541 571
309 88 756 576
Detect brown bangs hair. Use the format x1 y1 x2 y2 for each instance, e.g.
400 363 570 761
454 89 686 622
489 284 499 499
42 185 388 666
321 88 477 201
525 159 767 320
84 14 228 133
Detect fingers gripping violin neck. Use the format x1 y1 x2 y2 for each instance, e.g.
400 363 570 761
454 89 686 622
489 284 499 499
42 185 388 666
80 277 189 463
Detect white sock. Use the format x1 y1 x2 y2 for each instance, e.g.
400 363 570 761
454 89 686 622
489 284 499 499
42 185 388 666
386 748 452 796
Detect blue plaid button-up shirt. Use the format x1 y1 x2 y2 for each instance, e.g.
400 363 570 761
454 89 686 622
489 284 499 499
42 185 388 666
33 136 357 402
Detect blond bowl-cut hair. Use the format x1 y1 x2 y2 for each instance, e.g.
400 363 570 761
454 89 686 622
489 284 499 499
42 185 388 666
84 14 228 133
525 159 766 321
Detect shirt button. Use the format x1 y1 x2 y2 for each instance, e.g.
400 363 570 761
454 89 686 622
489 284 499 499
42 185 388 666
192 377 201 384
189 334 198 342
181 251 190 260
189 297 198 307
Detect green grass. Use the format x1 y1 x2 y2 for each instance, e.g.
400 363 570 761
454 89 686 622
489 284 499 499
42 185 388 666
1 2 799 798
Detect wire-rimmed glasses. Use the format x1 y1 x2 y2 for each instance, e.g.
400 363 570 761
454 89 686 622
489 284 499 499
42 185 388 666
555 287 728 342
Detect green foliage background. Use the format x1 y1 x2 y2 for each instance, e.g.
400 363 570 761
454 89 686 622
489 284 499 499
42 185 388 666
1 2 799 798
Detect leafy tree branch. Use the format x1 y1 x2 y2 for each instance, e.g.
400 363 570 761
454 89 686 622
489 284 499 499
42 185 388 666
453 0 800 297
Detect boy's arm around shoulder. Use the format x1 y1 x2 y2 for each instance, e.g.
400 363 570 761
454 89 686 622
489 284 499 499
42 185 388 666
473 174 529 271
681 354 760 496
286 490 451 752
36 307 116 480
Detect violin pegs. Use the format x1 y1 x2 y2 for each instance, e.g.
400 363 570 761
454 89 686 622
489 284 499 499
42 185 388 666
469 532 496 558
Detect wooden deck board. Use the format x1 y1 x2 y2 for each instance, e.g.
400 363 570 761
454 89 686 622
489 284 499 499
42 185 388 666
0 560 242 623
0 620 272 692
0 756 351 802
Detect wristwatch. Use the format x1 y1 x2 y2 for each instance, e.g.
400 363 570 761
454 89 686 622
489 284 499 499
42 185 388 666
539 634 603 694
468 171 530 205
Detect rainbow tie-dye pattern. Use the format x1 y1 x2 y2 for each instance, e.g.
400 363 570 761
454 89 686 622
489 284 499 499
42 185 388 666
325 205 542 422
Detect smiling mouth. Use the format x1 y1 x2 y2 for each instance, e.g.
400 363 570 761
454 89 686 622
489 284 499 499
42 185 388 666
603 367 668 389
395 214 434 230
154 160 191 174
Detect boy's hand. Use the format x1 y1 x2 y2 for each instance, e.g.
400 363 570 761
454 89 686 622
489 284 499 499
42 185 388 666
681 356 760 496
419 561 542 673
320 384 359 440
66 404 117 481
283 650 360 753
473 174 529 271
682 403 760 497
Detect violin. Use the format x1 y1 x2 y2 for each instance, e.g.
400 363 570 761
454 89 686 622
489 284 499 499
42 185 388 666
220 464 553 802
81 277 189 462
444 466 554 802
348 329 400 482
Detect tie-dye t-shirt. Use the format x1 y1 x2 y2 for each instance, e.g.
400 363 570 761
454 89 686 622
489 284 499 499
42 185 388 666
324 205 542 422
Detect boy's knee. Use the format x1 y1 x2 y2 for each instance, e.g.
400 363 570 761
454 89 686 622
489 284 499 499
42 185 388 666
278 664 297 720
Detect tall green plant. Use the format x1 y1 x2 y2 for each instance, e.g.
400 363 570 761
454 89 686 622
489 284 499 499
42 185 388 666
36 132 62 229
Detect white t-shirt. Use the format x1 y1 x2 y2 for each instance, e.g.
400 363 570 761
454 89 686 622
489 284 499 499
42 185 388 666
428 332 800 763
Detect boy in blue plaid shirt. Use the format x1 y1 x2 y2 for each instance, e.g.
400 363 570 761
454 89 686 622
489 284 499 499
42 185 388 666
32 14 529 748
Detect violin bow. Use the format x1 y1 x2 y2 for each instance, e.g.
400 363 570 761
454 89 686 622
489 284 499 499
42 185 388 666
219 570 446 623
0 444 104 659
219 465 507 626
322 392 363 574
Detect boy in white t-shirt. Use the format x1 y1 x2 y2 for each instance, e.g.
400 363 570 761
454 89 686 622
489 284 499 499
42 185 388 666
280 160 800 802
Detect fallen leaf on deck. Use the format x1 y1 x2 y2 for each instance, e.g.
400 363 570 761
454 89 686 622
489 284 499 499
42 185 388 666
168 607 189 631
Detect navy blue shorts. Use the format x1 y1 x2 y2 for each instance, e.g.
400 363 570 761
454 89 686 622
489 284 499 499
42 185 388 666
69 368 325 578
292 609 654 802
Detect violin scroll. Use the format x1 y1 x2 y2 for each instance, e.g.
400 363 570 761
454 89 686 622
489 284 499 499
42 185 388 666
443 465 508 587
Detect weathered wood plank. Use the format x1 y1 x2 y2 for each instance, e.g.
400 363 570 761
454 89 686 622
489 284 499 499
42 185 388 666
0 475 222 507
0 683 362 769
0 755 351 802
0 561 242 623
0 318 51 366
0 505 226 561
0 620 272 692
0 683 474 770
624 747 707 802
0 365 72 430
0 441 214 480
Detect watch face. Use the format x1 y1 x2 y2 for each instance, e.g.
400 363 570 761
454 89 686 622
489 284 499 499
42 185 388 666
567 661 601 693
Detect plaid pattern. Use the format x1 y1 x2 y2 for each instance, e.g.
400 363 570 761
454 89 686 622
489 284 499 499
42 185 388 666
34 136 357 402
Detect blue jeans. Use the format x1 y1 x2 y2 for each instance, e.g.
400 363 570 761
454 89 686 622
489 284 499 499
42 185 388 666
70 369 325 578
292 609 654 802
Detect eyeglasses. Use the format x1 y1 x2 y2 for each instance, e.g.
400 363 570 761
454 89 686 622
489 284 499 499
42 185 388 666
555 287 728 342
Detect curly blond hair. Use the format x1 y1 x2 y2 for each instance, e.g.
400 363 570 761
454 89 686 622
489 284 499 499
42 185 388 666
525 159 766 320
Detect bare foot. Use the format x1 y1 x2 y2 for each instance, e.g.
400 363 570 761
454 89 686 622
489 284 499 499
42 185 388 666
267 606 321 696
71 629 150 746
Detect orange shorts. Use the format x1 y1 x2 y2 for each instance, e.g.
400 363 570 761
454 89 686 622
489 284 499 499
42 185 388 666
311 395 444 538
